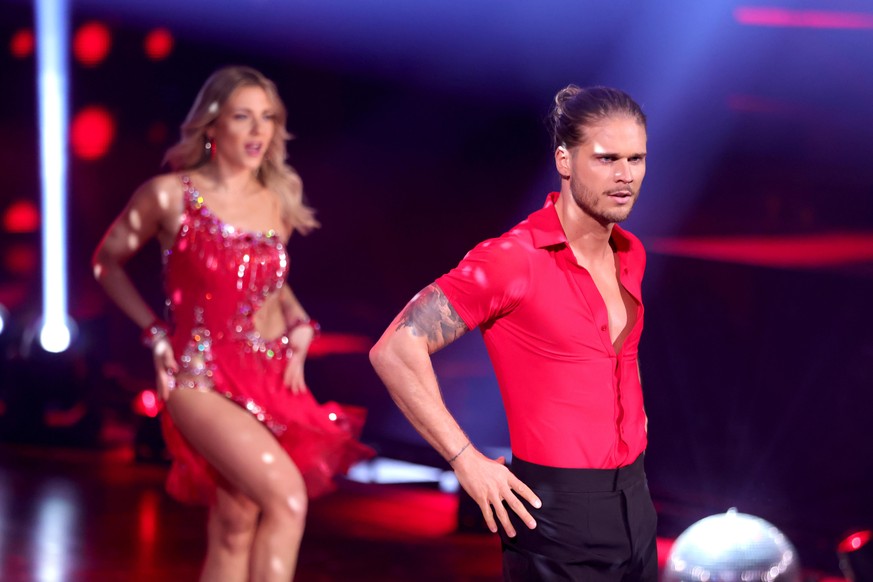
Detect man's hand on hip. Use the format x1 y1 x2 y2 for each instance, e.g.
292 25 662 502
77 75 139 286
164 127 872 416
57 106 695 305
452 449 542 537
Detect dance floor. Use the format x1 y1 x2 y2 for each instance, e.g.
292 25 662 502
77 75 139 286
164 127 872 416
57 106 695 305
0 443 849 581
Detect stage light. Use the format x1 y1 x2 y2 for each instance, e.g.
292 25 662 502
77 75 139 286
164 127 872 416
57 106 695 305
70 106 116 160
10 28 34 58
36 0 73 354
0 304 8 336
132 390 168 463
734 7 873 30
663 508 801 581
73 21 111 66
133 390 160 418
144 28 174 61
3 200 40 233
36 316 78 354
839 529 873 582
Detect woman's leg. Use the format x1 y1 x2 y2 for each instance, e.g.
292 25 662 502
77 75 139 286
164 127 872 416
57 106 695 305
200 483 259 582
166 388 308 582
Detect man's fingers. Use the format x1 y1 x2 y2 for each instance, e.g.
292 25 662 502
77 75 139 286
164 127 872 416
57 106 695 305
491 497 516 538
510 477 542 509
504 491 537 529
478 501 498 534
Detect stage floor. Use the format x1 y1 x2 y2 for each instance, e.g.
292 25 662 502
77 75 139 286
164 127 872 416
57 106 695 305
0 444 848 581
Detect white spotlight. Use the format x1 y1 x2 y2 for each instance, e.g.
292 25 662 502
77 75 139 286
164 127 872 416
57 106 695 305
36 0 73 353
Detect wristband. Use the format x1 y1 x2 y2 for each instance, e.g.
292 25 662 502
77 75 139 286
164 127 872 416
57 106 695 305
140 320 170 350
288 317 321 338
448 441 471 464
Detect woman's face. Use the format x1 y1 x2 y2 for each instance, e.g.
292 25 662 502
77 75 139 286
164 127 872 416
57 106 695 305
207 85 276 172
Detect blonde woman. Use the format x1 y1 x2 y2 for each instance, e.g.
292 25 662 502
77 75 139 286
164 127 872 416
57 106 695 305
93 65 373 581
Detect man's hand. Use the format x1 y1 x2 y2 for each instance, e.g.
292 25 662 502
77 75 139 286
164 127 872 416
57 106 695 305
452 448 542 537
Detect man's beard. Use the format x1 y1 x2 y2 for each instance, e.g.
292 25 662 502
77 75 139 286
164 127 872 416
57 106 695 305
570 176 638 225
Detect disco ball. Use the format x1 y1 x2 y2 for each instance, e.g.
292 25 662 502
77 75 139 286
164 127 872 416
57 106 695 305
663 508 801 582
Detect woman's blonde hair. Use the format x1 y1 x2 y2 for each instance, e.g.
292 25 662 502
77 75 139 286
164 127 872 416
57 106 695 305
163 65 319 234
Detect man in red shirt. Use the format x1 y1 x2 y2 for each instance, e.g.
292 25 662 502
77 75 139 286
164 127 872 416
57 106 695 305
370 85 657 581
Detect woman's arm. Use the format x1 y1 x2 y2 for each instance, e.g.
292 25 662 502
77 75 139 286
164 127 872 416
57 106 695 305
280 284 317 392
92 175 178 327
92 174 180 399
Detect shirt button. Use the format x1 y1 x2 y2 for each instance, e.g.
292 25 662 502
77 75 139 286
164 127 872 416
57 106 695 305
601 325 608 331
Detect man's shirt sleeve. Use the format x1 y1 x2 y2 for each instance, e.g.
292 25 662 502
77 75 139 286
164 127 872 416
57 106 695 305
434 237 531 331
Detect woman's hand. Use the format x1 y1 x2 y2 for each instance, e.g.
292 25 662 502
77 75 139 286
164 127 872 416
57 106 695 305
282 353 308 394
283 323 315 393
153 339 179 402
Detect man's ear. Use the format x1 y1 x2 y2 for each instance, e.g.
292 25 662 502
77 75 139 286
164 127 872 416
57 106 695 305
555 146 571 179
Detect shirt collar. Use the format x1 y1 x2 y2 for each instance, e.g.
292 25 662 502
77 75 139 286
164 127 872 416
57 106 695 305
529 192 567 249
529 191 636 253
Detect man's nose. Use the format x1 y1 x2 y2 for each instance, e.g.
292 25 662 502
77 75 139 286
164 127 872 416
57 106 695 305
614 160 634 183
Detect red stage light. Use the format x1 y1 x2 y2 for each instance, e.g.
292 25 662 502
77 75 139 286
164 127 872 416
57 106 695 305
133 390 161 418
4 243 39 277
10 28 34 58
648 232 873 268
71 106 116 160
73 21 112 66
3 200 40 233
735 7 873 29
144 28 174 61
839 530 872 554
137 490 159 545
307 332 372 357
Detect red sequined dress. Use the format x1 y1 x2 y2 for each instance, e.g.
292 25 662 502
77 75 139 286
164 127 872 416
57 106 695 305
160 175 374 505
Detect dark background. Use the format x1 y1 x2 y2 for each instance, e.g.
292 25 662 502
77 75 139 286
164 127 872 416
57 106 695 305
1 0 871 574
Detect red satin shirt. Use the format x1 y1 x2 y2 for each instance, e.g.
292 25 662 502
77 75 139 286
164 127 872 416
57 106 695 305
436 192 648 469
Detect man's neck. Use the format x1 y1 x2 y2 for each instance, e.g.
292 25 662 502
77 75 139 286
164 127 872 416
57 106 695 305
554 191 616 265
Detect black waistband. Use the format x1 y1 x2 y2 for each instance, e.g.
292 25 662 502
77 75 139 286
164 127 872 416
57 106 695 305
510 453 646 493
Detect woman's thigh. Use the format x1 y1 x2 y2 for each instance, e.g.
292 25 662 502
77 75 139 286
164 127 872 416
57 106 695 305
165 388 306 505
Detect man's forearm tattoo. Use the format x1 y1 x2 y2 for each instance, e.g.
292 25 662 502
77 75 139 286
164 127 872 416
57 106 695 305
396 284 468 351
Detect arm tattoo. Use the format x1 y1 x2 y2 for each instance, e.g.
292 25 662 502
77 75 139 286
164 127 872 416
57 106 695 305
396 284 469 352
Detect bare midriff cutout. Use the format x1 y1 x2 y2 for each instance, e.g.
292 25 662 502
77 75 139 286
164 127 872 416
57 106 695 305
252 291 288 342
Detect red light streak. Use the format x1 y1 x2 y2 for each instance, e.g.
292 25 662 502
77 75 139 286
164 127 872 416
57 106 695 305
735 7 873 29
839 530 872 553
648 233 873 268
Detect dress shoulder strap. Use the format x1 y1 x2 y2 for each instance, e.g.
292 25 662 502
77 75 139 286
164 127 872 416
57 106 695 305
180 175 200 210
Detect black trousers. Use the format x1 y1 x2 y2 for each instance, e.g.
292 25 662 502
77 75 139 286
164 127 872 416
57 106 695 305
500 454 658 582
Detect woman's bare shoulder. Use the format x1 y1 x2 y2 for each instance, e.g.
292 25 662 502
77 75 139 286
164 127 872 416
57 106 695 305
136 171 187 195
129 171 188 209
